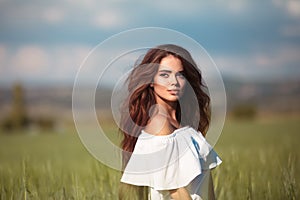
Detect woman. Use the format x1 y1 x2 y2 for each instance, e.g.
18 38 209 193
119 44 222 200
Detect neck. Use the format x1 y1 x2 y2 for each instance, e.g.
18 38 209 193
154 94 177 120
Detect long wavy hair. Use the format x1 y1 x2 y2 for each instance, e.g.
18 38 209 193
119 44 210 166
119 44 211 199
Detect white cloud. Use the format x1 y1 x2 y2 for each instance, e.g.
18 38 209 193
52 46 92 79
12 46 49 74
42 7 65 23
148 0 249 17
91 10 127 30
254 46 300 68
225 0 249 13
272 0 300 18
0 0 250 33
214 45 300 80
0 1 131 29
0 0 298 84
0 45 94 83
287 0 300 17
0 43 144 85
1 42 299 84
151 0 199 16
0 3 66 25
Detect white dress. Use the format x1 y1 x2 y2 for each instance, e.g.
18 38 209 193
121 126 222 200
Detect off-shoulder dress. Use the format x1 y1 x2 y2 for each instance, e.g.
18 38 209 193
121 126 222 200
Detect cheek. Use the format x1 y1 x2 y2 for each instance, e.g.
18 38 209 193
153 76 168 87
178 79 186 96
179 79 186 89
153 77 165 93
153 84 165 93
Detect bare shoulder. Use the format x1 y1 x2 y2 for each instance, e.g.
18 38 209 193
144 114 174 136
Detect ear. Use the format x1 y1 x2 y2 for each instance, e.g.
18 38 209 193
150 83 154 87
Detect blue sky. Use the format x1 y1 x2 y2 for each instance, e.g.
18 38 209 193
0 0 299 86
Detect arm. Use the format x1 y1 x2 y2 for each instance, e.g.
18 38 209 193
169 187 192 200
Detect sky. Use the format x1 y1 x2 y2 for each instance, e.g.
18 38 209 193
0 0 299 86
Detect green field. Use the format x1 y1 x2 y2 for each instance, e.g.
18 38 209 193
0 117 299 199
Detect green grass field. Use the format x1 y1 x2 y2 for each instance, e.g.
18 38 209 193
0 116 299 199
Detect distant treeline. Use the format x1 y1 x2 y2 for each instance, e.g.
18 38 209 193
1 78 300 132
0 83 55 132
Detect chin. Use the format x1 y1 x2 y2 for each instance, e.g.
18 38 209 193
165 96 180 102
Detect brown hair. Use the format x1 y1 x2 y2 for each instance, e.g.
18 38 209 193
119 44 210 200
119 44 210 167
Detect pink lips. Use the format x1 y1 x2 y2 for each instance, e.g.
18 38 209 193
168 89 180 95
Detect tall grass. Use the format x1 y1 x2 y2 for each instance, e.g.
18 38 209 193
0 116 299 199
214 117 300 199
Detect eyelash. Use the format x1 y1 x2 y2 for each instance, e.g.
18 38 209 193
159 73 185 78
177 73 185 78
160 73 169 78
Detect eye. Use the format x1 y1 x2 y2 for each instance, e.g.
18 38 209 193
176 73 185 79
159 73 169 78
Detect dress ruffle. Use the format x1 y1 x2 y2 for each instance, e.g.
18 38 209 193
121 126 222 190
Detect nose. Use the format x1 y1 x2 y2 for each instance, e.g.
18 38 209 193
170 74 179 86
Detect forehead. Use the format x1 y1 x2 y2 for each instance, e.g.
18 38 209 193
159 55 183 72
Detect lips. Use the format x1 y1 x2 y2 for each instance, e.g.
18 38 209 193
168 89 180 95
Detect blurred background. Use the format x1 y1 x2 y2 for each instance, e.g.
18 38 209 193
0 0 299 199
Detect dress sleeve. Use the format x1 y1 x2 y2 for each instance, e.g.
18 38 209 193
120 127 222 190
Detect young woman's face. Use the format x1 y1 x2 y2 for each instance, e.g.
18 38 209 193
152 55 186 102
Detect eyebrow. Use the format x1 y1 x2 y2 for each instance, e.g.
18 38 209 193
158 69 184 73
